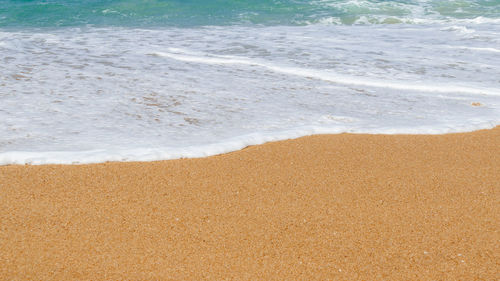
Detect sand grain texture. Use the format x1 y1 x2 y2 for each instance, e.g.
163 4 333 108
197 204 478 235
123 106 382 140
1 128 499 280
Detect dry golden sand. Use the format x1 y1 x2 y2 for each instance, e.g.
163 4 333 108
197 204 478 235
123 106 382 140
1 127 499 280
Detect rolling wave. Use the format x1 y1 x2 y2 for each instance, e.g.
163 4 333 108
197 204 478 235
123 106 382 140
1 0 499 27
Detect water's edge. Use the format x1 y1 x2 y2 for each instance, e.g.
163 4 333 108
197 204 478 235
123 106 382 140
2 123 497 166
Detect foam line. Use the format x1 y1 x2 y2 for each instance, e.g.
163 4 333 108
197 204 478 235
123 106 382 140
152 50 500 96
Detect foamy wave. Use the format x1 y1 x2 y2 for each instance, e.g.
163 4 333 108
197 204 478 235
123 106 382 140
302 15 500 26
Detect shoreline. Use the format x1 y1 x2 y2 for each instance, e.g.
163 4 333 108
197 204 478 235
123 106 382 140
1 126 499 279
2 124 499 166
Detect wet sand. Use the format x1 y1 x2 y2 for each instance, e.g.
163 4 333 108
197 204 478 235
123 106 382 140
1 127 499 280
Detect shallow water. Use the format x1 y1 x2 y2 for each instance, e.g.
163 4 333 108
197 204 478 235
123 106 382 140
1 1 499 164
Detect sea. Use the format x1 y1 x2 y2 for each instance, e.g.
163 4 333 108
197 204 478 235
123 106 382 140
1 0 499 164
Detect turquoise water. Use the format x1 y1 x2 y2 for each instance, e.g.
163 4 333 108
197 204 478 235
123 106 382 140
1 0 500 27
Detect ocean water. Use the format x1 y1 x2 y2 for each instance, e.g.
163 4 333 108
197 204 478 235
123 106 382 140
1 1 499 164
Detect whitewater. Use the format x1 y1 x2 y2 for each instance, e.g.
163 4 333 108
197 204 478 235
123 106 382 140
1 0 499 165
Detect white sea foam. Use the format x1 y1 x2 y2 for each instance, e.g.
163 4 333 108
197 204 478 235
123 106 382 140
1 24 499 165
440 25 476 34
443 46 500 53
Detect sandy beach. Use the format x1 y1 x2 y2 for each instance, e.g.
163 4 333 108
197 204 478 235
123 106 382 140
0 127 499 280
